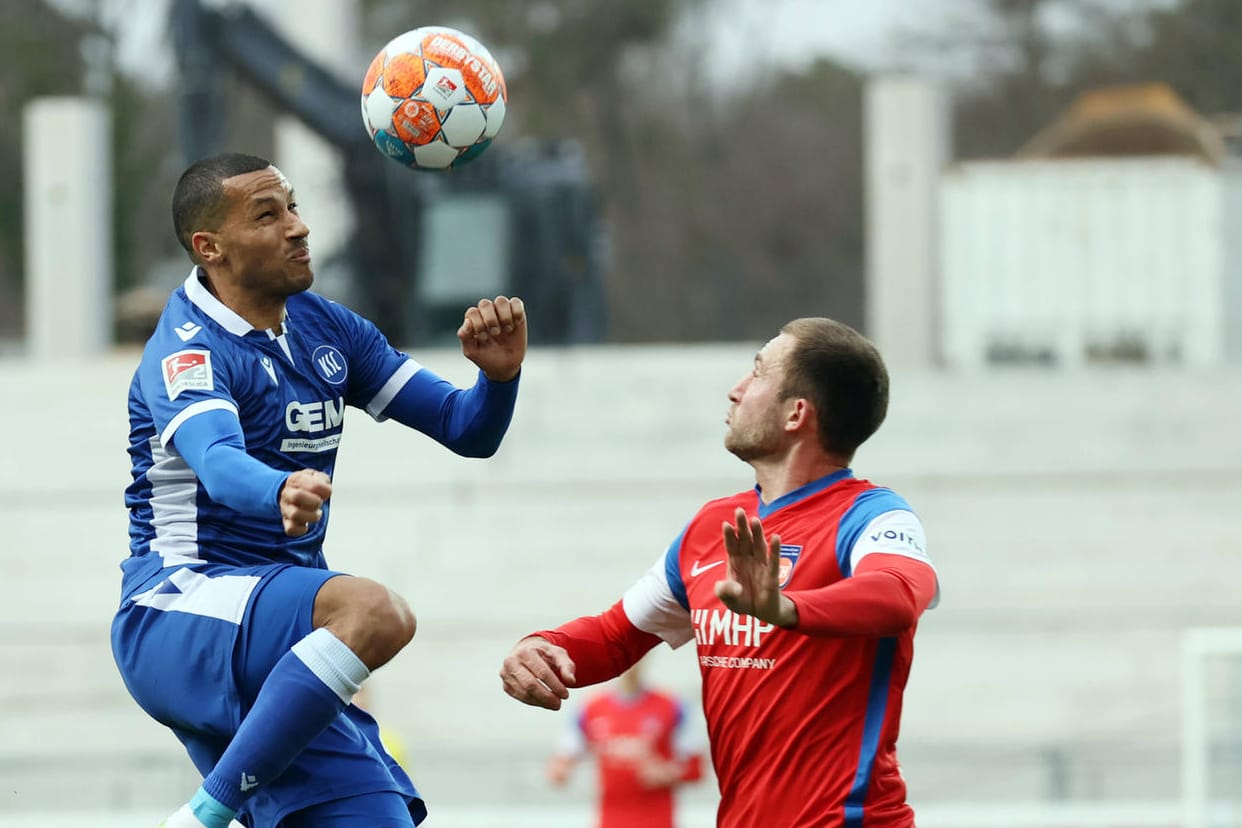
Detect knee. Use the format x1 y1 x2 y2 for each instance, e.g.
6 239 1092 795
316 578 416 669
362 584 416 664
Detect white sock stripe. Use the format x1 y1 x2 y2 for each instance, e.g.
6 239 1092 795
290 628 371 704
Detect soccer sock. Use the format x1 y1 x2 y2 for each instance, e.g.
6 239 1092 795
194 628 371 825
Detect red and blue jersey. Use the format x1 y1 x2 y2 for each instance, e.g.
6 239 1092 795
557 687 702 828
619 469 936 828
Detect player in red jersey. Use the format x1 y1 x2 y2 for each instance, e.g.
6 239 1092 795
546 658 704 828
500 318 938 828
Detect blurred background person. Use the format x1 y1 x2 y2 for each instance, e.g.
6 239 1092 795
546 657 705 828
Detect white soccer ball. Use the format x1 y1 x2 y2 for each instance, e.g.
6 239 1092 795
361 26 508 171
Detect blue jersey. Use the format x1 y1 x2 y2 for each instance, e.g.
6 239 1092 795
125 270 441 593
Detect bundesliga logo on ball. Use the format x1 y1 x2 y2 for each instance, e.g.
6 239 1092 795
360 26 508 171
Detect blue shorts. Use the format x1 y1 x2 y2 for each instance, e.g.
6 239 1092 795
111 563 426 827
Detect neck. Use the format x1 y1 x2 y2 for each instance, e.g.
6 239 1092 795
751 448 848 504
202 271 286 332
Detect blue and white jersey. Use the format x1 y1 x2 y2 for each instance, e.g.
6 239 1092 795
124 270 422 592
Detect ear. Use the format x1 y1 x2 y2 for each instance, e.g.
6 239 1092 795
784 398 811 433
191 230 221 264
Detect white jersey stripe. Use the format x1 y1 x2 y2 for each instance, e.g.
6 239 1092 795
145 436 203 567
366 358 422 420
622 555 694 648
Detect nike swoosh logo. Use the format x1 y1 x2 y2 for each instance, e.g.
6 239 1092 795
690 560 724 577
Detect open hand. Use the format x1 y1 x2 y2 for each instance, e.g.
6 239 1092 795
714 507 797 627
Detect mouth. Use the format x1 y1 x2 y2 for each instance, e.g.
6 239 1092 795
290 248 311 263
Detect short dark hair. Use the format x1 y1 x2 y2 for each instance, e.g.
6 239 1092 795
171 152 272 261
779 318 889 460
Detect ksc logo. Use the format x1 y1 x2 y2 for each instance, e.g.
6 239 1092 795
312 345 348 385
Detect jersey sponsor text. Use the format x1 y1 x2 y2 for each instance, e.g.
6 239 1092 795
699 655 777 670
692 608 775 647
285 397 345 432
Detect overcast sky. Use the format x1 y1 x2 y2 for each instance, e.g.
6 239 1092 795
49 0 1183 91
52 0 945 89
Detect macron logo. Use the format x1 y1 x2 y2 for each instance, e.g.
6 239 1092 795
690 560 724 577
239 772 259 792
174 321 202 342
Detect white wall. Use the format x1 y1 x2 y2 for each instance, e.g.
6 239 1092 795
2 344 1241 816
941 157 1233 368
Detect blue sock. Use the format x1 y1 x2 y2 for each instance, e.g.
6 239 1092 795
198 628 370 815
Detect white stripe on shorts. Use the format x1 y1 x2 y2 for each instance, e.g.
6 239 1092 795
131 567 260 625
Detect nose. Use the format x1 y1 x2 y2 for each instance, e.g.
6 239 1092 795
288 212 310 239
728 374 749 403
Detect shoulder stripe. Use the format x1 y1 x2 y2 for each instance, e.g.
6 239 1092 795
159 399 239 448
835 487 913 577
664 525 689 611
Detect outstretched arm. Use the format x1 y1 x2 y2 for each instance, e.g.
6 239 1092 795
500 601 662 711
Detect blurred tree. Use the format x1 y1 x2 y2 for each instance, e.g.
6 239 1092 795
1070 0 1242 119
892 0 1077 159
111 74 178 297
359 0 864 341
898 0 1242 160
0 0 89 340
611 57 865 341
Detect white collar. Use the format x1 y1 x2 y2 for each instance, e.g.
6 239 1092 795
183 267 256 337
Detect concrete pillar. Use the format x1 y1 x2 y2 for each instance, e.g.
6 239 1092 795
864 76 949 370
23 97 113 358
254 0 359 301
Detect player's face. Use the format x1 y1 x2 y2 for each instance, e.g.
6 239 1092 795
724 333 796 462
211 166 313 297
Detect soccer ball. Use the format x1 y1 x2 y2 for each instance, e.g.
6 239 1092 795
360 26 507 171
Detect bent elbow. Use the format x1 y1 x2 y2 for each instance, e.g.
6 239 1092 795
451 438 501 458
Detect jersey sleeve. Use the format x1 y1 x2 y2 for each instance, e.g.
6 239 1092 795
325 297 519 456
169 408 286 519
621 527 695 648
137 330 238 449
842 495 938 609
374 367 519 457
136 335 288 520
779 487 940 637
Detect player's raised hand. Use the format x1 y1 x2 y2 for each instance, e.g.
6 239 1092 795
279 469 332 537
715 507 797 627
500 635 577 711
458 296 527 382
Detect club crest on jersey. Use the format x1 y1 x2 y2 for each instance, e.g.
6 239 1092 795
778 544 802 589
312 345 348 385
162 349 213 400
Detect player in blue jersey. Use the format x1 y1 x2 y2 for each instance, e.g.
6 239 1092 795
110 152 527 828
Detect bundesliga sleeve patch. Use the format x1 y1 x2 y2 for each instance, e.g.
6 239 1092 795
162 349 214 400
